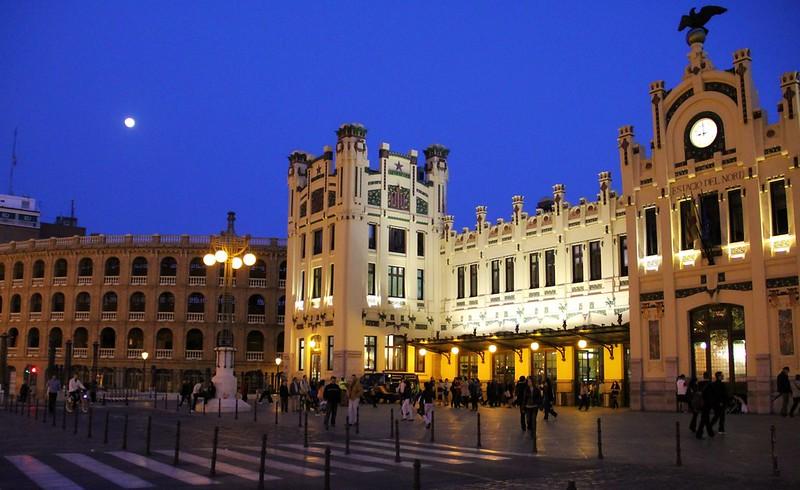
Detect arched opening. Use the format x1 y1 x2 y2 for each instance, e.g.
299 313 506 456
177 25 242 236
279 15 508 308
248 295 265 315
218 294 235 314
160 257 177 277
49 327 63 349
32 260 44 279
100 327 116 349
7 327 19 348
30 293 42 312
276 332 284 353
51 292 65 312
690 304 746 392
277 296 285 315
75 292 91 312
13 261 23 280
131 257 148 277
98 367 116 388
279 261 287 280
187 293 205 313
73 327 89 348
78 257 93 277
127 328 144 349
249 260 267 279
243 371 264 393
105 257 120 276
124 368 143 390
216 329 233 348
27 327 40 348
247 330 264 352
185 329 203 351
156 328 173 350
129 292 146 312
102 292 118 311
10 294 21 313
158 292 175 312
53 258 68 278
189 257 206 277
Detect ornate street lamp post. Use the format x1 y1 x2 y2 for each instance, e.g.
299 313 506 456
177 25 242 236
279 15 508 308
141 351 149 392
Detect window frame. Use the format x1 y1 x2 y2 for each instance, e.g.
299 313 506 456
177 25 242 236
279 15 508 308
505 257 514 292
388 227 407 254
364 336 377 371
388 266 405 298
571 244 584 283
589 241 602 281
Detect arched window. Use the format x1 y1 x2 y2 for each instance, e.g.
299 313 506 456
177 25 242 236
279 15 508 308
49 327 63 348
156 328 173 350
129 292 146 312
187 293 205 313
75 292 91 312
186 329 203 351
248 295 265 315
27 327 40 348
131 257 148 277
0 263 4 281
217 294 235 314
277 295 286 315
7 327 18 348
73 327 89 348
247 331 264 352
249 260 267 279
279 261 287 280
160 257 177 277
51 292 65 312
276 332 284 353
102 292 118 311
53 258 68 277
100 327 116 348
158 292 175 312
30 293 42 313
216 329 233 347
13 261 23 280
32 260 45 279
189 257 206 277
10 294 21 313
127 328 144 349
105 257 120 276
78 257 93 277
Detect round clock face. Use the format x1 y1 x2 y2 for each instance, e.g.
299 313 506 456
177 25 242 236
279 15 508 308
689 117 718 148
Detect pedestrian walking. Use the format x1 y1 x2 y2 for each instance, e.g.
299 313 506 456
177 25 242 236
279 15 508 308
578 382 590 411
442 378 450 406
709 371 727 433
190 379 204 412
421 381 435 429
323 376 341 429
18 381 30 404
695 372 715 439
46 375 61 414
522 377 542 435
346 375 362 425
469 379 480 411
289 377 301 412
776 367 791 416
514 376 527 430
789 374 800 417
178 379 192 408
676 374 688 412
542 377 558 419
279 379 289 413
609 381 620 409
299 375 310 410
687 376 699 432
400 379 413 420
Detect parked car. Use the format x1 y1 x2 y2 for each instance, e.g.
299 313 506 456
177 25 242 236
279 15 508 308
360 373 419 404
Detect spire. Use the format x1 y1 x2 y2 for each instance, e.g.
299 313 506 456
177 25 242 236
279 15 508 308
225 211 236 235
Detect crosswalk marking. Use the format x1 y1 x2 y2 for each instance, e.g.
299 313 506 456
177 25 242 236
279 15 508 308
230 446 383 473
283 444 424 469
5 455 84 490
106 451 216 486
215 448 326 477
320 442 470 465
153 450 279 482
390 438 536 457
356 440 509 461
57 453 152 488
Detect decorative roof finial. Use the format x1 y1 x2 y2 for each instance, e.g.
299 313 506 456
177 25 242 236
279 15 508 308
678 5 727 45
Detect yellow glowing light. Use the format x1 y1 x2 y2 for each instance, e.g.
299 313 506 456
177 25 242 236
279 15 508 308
488 344 497 353
243 253 257 266
141 351 149 360
700 342 707 350
275 357 282 366
577 339 588 349
530 342 540 351
450 346 459 355
309 339 316 349
214 250 228 263
231 257 243 269
203 254 216 266
419 348 427 357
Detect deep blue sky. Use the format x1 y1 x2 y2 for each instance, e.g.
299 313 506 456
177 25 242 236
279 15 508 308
1 1 798 237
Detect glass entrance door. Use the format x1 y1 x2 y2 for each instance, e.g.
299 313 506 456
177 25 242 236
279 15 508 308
492 351 515 384
690 304 746 395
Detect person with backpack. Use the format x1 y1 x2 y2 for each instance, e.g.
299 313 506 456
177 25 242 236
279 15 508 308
709 371 727 433
322 376 342 429
421 381 435 428
514 376 528 430
695 372 715 439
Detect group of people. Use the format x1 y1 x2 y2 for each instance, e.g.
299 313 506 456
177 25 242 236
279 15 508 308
676 371 729 439
775 366 800 417
176 378 216 412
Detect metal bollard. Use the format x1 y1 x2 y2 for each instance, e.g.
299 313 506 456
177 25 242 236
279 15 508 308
395 419 401 463
102 394 106 406
145 415 152 455
566 481 577 490
35 399 39 421
532 415 538 454
43 400 47 424
74 407 79 435
210 426 219 476
235 397 239 420
122 413 128 450
203 399 206 415
324 446 331 490
173 420 181 466
62 401 67 431
413 458 421 490
258 433 267 490
345 416 350 454
176 394 180 412
597 417 603 459
303 411 309 448
218 398 221 418
771 424 779 476
52 401 57 427
298 400 302 427
390 408 394 438
356 405 360 434
477 412 482 448
103 412 109 444
163 393 167 410
275 397 278 425
430 409 435 442
675 421 682 466
87 407 93 439
253 399 258 422
125 392 128 406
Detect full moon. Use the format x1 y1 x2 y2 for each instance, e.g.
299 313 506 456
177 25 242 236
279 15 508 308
124 117 136 128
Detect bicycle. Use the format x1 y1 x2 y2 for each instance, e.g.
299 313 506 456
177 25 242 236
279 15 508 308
65 389 90 413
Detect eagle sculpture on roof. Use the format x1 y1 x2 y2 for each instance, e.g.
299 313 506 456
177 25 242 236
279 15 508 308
678 5 727 31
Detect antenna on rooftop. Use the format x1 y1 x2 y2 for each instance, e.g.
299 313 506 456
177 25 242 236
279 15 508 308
9 127 18 195
70 199 75 219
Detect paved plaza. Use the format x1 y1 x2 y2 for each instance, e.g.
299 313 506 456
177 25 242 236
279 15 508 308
0 398 798 489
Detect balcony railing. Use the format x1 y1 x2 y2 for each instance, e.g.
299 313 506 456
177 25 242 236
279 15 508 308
278 279 286 289
73 347 88 358
7 348 16 358
155 349 173 359
188 276 206 286
12 279 23 288
77 276 92 286
160 276 176 286
217 313 234 323
130 276 147 286
218 277 237 287
246 351 264 362
50 312 64 321
249 278 266 288
29 312 42 321
186 312 204 322
74 311 90 321
55 347 63 357
277 315 285 325
9 313 20 321
27 348 39 357
185 350 203 360
99 348 115 358
101 311 117 321
104 276 119 285
129 312 145 321
127 348 144 359
31 278 44 287
52 277 67 286
157 312 175 322
248 314 266 324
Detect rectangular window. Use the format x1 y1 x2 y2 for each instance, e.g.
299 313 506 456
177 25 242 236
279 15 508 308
327 336 334 370
529 253 540 289
311 267 322 299
415 347 425 373
545 250 556 287
417 232 425 257
645 207 658 256
679 199 695 251
572 244 584 283
505 257 514 292
388 266 405 298
648 320 660 360
491 260 500 294
300 233 306 258
469 264 478 297
417 269 424 300
770 179 789 236
367 263 376 296
700 192 722 246
727 189 744 243
299 271 306 301
364 336 376 371
456 266 465 299
298 338 305 371
328 264 335 296
329 224 335 251
589 241 602 281
389 228 407 254
385 335 406 371
368 224 377 250
313 229 323 255
619 235 628 277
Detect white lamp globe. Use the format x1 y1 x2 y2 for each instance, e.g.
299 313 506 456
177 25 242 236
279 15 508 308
488 344 497 353
530 341 540 351
418 348 427 357
231 257 243 269
214 250 228 263
141 351 149 360
203 254 216 266
577 339 588 349
275 357 282 366
124 117 136 128
243 253 257 266
450 346 459 355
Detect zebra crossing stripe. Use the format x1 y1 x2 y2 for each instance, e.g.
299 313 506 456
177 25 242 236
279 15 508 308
106 451 216 486
390 438 536 457
215 448 326 477
57 453 153 488
5 455 84 490
356 440 509 461
282 444 423 469
229 446 383 473
153 451 279 482
321 442 470 465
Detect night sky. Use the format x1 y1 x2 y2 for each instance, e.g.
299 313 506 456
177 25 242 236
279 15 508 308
1 1 798 237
